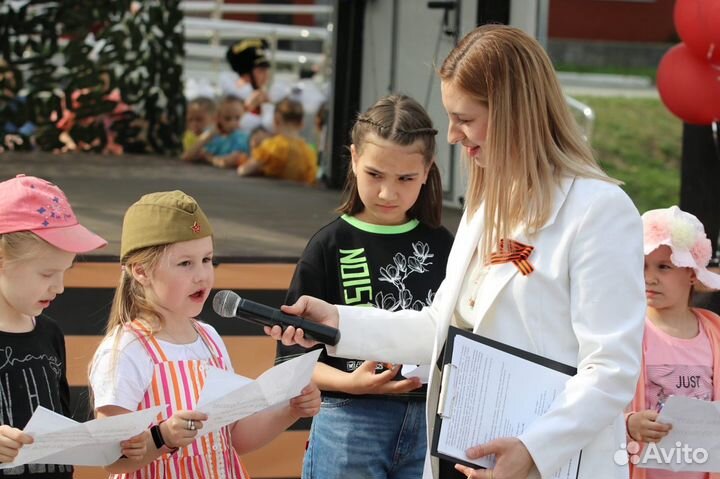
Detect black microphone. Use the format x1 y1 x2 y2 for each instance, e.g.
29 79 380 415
212 290 341 346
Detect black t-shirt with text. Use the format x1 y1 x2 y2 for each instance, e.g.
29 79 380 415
0 315 73 478
276 215 454 400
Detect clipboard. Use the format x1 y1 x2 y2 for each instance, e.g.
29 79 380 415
431 326 581 477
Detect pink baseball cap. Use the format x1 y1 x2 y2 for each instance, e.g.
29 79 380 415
0 174 107 253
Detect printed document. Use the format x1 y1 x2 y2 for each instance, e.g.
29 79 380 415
432 327 579 479
196 349 321 434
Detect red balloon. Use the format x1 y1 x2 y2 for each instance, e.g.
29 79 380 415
675 0 720 65
657 43 720 125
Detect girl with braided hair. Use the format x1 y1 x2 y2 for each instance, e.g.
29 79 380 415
275 94 453 479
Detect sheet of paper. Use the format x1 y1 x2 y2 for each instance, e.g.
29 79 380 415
401 364 430 383
0 405 164 468
638 396 720 472
436 333 580 479
196 349 321 434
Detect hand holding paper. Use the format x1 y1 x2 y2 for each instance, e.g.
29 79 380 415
432 327 579 479
0 425 33 463
638 396 720 472
159 410 209 450
455 438 535 479
288 383 321 419
0 405 164 468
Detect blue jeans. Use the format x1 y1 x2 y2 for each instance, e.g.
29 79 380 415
303 396 427 479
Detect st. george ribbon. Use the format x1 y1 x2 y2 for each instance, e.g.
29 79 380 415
212 290 341 346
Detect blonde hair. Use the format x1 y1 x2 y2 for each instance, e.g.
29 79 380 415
0 231 50 265
89 245 168 394
439 24 617 259
106 245 168 336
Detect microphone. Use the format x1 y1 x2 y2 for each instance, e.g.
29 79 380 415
212 290 341 346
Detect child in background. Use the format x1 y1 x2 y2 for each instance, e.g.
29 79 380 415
183 96 250 168
275 95 454 478
237 98 317 185
180 97 215 161
313 102 328 183
0 175 147 476
627 206 720 479
89 190 320 478
248 126 272 151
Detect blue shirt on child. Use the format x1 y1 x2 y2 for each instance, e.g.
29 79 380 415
205 130 250 156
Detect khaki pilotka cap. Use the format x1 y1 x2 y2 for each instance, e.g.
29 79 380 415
120 191 213 263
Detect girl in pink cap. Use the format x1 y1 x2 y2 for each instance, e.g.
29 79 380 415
627 206 720 479
0 175 147 475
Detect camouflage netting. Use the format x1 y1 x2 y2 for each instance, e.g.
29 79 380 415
0 0 184 155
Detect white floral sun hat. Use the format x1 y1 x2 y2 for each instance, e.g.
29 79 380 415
642 205 720 290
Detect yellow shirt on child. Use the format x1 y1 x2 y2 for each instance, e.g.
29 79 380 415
252 134 317 185
182 130 199 153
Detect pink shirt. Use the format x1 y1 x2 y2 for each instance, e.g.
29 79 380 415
642 315 713 479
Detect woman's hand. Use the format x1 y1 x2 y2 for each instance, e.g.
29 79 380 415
454 437 534 479
120 430 149 461
245 90 269 112
289 383 321 419
265 296 339 348
159 410 209 449
627 410 672 443
345 361 422 395
0 425 33 463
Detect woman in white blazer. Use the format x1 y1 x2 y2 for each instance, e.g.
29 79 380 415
271 25 645 479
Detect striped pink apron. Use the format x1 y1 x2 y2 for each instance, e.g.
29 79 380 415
111 319 250 479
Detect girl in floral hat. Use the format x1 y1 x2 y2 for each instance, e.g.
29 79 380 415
627 205 720 479
274 95 454 479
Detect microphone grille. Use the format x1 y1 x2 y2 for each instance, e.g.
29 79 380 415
212 290 240 318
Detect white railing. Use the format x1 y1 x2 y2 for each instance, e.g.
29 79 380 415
181 1 333 16
184 17 330 42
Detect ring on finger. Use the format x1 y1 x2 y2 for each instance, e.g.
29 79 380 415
186 419 196 431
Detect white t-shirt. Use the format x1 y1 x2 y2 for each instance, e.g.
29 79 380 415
90 322 232 411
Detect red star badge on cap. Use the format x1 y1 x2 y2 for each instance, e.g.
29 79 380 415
191 221 201 233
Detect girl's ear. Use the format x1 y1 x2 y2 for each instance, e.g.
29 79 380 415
690 270 698 285
423 157 436 185
130 263 150 286
350 144 358 174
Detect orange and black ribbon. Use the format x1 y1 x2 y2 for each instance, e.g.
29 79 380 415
488 238 535 275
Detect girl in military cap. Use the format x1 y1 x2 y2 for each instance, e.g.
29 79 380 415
89 190 320 478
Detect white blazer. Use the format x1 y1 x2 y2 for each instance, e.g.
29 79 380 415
330 176 645 479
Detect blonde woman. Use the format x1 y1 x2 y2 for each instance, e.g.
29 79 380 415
269 24 645 479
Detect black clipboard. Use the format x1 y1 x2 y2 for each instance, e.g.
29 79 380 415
430 326 581 475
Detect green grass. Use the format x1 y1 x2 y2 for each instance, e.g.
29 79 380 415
575 95 682 213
